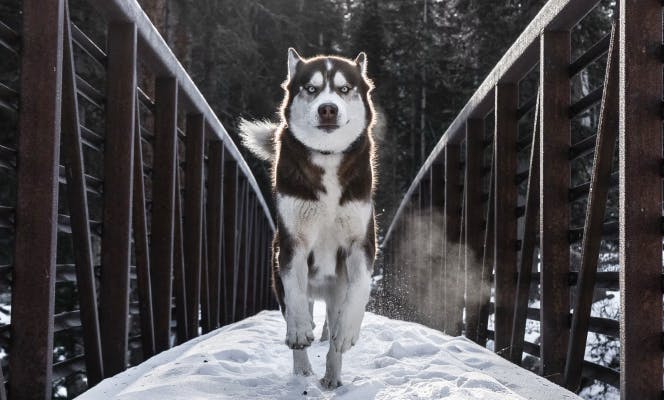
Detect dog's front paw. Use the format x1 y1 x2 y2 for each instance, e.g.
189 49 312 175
331 312 362 353
285 322 314 349
320 377 342 390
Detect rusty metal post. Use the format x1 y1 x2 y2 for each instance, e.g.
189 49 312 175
222 159 239 324
151 77 178 352
464 119 484 342
10 0 64 397
100 21 137 376
618 0 663 397
184 114 205 338
430 157 445 331
539 30 570 383
493 82 518 357
207 140 224 329
173 164 189 344
443 144 461 335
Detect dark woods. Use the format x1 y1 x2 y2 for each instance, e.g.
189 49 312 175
136 0 554 224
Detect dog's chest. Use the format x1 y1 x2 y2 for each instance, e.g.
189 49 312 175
277 153 371 248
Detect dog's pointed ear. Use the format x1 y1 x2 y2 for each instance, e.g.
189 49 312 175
354 52 367 75
287 48 302 80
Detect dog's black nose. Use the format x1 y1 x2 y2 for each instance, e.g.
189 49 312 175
318 103 338 120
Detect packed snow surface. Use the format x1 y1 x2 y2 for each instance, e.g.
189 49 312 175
78 303 580 399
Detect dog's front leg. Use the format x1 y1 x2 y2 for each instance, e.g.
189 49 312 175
280 250 315 350
321 245 372 389
331 245 372 354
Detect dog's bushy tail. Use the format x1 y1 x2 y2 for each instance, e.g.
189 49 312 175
238 118 278 162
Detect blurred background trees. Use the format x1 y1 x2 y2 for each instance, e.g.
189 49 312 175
137 0 551 226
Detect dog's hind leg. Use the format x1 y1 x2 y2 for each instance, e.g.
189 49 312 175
320 317 329 341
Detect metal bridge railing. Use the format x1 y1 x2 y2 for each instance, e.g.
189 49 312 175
0 0 275 398
378 0 662 397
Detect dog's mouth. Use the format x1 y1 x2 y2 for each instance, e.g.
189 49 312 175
316 120 350 133
317 124 339 132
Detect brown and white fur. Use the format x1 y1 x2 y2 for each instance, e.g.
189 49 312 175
239 48 376 389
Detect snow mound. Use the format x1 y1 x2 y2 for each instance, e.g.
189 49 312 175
77 303 580 399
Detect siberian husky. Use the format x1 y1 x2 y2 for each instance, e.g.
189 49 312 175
239 48 376 389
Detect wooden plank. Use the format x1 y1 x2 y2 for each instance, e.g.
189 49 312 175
464 118 484 342
184 114 205 339
618 1 663 397
151 77 178 352
443 144 461 335
61 3 104 384
10 1 64 397
132 96 155 358
100 21 137 377
206 141 224 329
493 82 518 357
564 22 618 391
539 30 570 383
173 159 188 344
222 160 239 324
510 89 541 364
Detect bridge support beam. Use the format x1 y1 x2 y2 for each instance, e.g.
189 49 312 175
539 29 570 384
618 0 663 398
10 0 64 398
493 82 518 357
464 119 484 343
443 144 462 335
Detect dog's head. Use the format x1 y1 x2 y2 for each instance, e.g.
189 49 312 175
281 48 374 153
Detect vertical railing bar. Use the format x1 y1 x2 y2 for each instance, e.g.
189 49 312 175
206 140 224 329
618 1 663 397
443 144 461 334
184 113 205 339
151 76 178 352
61 2 104 383
430 158 445 331
453 178 466 334
200 211 211 333
476 150 494 347
256 216 266 311
539 29 571 383
241 194 252 318
132 92 156 358
222 159 238 325
10 0 63 397
233 180 247 321
510 88 541 363
250 205 261 315
173 153 189 344
99 20 137 376
564 21 619 391
493 82 518 357
464 118 485 343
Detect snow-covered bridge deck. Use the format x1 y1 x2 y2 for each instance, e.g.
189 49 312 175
78 304 578 400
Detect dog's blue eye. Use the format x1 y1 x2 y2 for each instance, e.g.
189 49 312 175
305 85 317 94
340 86 350 93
